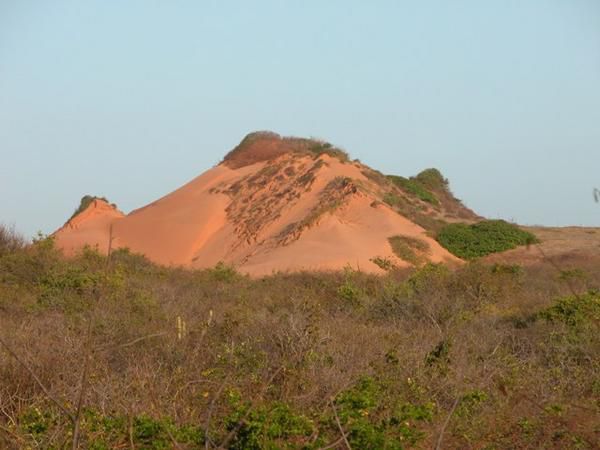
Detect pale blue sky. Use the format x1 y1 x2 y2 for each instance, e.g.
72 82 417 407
1 1 599 238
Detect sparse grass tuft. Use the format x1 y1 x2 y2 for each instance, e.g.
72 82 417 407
370 256 396 271
306 141 350 163
388 235 430 266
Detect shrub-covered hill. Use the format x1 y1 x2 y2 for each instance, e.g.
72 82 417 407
0 227 599 449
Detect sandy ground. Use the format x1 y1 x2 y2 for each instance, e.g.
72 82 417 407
482 226 600 268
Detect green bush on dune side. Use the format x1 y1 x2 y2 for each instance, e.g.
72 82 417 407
437 220 538 259
386 175 439 205
413 168 448 191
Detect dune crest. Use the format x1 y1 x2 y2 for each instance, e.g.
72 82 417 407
54 199 124 255
54 132 475 275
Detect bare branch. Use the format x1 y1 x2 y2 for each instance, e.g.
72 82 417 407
330 399 352 450
205 378 229 449
435 396 460 450
0 422 25 445
0 335 75 423
94 332 168 352
318 435 346 450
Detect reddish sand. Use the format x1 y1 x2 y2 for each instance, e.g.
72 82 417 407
54 145 460 276
54 199 125 255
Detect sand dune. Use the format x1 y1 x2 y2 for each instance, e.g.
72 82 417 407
54 133 462 275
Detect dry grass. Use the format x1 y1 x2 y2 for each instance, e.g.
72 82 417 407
222 131 349 169
0 231 599 448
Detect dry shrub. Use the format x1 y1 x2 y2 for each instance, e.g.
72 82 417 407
0 238 599 448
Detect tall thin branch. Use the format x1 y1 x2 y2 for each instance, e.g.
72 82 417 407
71 319 94 449
435 396 460 450
330 400 351 450
205 378 229 449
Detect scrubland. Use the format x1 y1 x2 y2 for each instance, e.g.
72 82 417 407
0 225 599 449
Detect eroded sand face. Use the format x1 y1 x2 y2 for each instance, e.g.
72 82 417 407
54 153 460 276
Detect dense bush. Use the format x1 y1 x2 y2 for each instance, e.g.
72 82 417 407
413 168 448 191
0 232 598 449
436 220 538 259
538 290 600 329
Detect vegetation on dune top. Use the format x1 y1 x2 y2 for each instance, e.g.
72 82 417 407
305 140 350 162
69 195 115 221
383 167 479 229
413 168 449 191
385 168 451 207
0 223 598 448
222 131 350 167
436 219 539 259
387 174 439 205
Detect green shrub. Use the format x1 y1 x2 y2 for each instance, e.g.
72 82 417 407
20 408 57 437
337 279 362 304
456 390 488 418
425 339 451 366
405 263 450 295
333 377 433 449
226 401 314 449
387 175 439 205
413 168 448 190
436 220 538 259
210 261 241 282
382 191 403 207
538 290 600 328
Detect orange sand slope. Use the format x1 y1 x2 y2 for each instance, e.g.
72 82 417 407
54 133 462 276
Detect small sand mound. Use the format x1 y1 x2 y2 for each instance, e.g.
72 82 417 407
54 198 125 255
